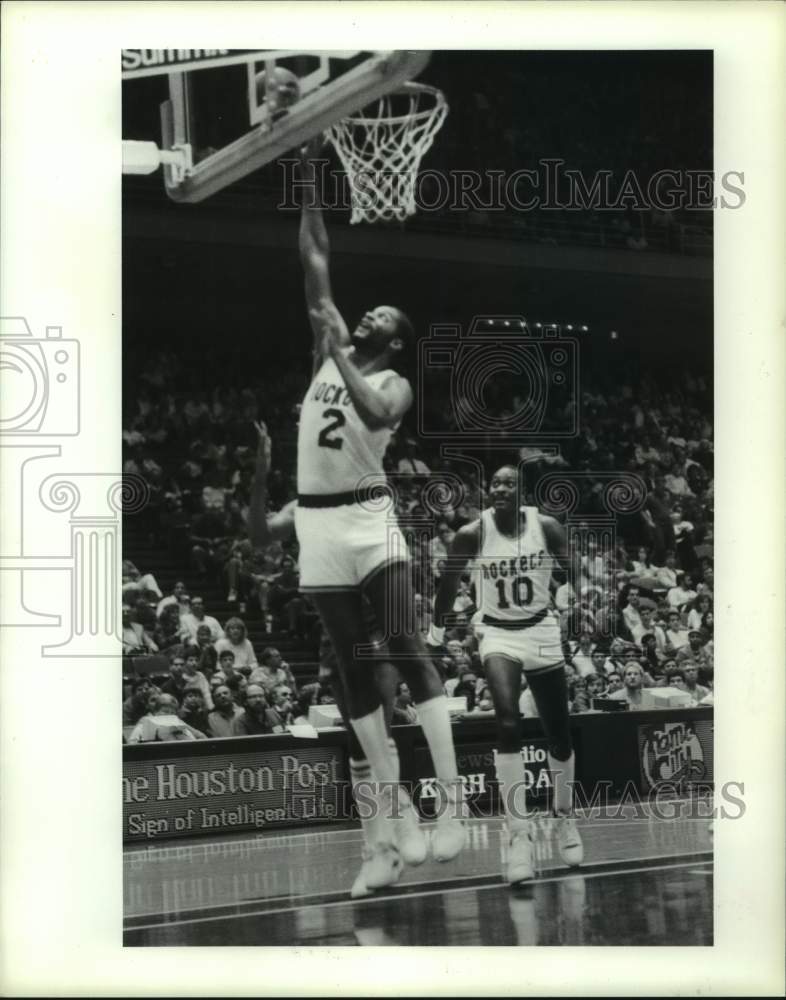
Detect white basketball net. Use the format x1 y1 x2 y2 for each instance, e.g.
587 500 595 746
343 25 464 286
326 82 448 225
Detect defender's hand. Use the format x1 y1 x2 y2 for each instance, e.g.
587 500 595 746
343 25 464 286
253 421 272 468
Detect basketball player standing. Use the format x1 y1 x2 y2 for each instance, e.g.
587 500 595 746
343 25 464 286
432 465 584 883
294 146 466 889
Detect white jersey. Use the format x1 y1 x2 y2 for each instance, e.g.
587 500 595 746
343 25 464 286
297 355 398 496
476 506 553 623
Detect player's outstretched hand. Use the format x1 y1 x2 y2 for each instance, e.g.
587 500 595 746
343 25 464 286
309 297 349 354
253 420 272 469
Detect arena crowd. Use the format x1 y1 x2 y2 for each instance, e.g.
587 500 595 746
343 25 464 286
121 340 714 742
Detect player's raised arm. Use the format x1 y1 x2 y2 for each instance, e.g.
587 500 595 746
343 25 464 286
431 522 481 643
248 421 296 547
298 143 350 367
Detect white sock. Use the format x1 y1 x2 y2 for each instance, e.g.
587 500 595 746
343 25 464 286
548 751 575 815
349 757 389 848
495 751 529 833
415 695 460 789
350 705 398 782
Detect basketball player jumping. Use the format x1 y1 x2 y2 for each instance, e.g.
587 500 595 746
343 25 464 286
432 464 584 884
248 421 427 898
293 146 467 888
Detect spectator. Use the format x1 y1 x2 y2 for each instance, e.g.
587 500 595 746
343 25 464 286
179 686 211 736
608 663 644 707
206 685 244 737
181 645 214 708
640 634 664 679
122 603 158 655
226 672 249 708
682 663 711 704
292 685 320 725
631 606 668 656
664 461 693 499
160 652 189 702
641 476 675 564
414 592 434 634
249 646 298 694
396 438 431 475
664 610 689 651
269 684 295 726
153 603 185 654
216 648 241 682
122 677 157 726
570 632 595 678
215 617 258 673
156 580 190 619
128 693 206 742
180 595 225 643
655 550 679 592
429 523 456 576
393 681 419 725
267 555 306 635
195 624 219 678
122 560 163 601
667 572 697 611
686 594 712 633
622 585 643 633
676 630 713 681
666 666 688 692
231 684 286 735
452 671 478 712
606 671 624 695
585 672 607 703
589 648 612 676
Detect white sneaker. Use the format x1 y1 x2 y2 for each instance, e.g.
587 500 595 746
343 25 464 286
354 842 402 892
431 786 468 862
227 589 237 602
554 814 584 867
395 792 428 866
506 827 535 885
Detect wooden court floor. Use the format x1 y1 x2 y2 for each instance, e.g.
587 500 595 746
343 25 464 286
124 810 713 947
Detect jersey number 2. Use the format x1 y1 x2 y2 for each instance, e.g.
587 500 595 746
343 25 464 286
495 576 534 609
318 408 345 449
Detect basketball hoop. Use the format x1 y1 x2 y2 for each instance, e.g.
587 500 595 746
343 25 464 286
326 82 448 225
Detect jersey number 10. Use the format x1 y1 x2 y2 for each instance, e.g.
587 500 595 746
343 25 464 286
495 575 534 609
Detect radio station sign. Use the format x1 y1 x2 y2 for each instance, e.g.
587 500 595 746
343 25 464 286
123 744 350 841
413 738 552 815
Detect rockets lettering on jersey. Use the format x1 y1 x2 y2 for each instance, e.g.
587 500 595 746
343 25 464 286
476 507 554 621
479 551 547 579
297 356 399 496
309 381 352 407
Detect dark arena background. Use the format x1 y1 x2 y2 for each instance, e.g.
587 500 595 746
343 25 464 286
121 50 715 947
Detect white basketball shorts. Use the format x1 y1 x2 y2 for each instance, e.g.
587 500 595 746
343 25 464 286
295 502 410 591
477 614 565 675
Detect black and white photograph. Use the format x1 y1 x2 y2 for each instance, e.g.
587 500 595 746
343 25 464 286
121 46 720 946
1 2 784 995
